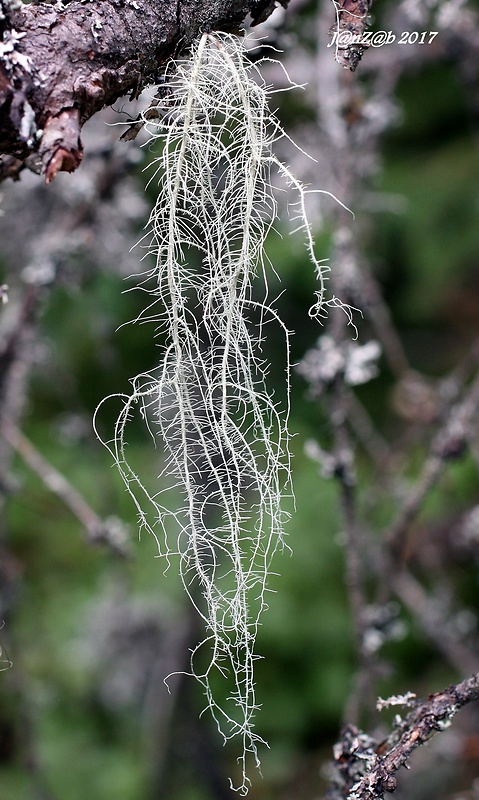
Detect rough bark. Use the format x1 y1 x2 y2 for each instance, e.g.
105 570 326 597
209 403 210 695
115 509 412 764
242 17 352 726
0 0 286 182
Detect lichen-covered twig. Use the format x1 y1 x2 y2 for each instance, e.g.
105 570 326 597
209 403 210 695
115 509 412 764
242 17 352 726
330 673 479 800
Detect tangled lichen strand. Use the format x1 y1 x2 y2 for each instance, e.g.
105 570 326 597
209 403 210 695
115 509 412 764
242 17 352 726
96 32 331 793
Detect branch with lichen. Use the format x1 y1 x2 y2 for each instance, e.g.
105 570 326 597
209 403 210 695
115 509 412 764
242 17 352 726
0 0 288 183
329 674 479 800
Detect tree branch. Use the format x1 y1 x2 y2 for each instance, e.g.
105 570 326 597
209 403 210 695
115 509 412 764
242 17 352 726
0 0 286 182
2 421 131 558
330 674 479 800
